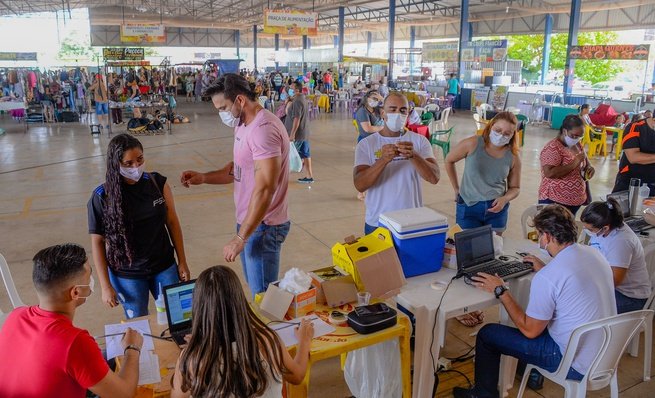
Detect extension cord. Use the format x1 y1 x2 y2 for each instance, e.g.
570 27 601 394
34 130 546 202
438 356 452 371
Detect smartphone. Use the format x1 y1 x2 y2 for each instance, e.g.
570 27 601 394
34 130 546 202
354 303 390 317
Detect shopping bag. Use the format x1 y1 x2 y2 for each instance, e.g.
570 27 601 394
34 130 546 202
344 340 402 398
289 142 303 173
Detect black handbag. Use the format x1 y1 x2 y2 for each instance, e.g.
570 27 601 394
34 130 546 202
347 304 398 334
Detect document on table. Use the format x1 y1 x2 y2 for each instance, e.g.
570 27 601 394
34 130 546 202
104 319 155 360
269 315 335 347
138 351 162 385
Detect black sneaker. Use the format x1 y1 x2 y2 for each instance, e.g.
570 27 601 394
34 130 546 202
452 387 477 398
297 177 314 184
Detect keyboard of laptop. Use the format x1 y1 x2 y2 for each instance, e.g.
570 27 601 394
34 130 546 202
472 259 534 279
625 217 652 232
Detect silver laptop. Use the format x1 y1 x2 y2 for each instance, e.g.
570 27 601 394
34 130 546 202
606 191 653 233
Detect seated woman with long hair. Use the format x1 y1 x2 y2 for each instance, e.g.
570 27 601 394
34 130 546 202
171 266 314 398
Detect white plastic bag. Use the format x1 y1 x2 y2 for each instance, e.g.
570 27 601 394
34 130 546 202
344 340 402 398
289 142 303 173
278 268 312 294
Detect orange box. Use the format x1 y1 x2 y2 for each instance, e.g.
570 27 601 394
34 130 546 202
259 282 317 321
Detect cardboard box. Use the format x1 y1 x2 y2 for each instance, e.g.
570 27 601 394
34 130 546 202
331 227 406 298
309 266 359 307
259 282 317 321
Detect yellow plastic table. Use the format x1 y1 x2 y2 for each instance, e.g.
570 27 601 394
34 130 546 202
285 303 412 398
603 126 624 160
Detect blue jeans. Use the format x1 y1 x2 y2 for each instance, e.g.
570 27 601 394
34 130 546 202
108 263 180 319
473 324 584 398
364 223 379 235
538 198 582 217
238 222 290 296
455 195 510 232
615 290 647 314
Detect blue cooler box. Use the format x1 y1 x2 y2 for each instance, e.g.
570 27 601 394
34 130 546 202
379 207 448 278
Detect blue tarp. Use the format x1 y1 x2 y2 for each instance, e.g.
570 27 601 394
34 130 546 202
204 59 243 75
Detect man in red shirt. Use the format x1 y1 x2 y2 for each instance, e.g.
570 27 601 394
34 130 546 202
0 244 143 398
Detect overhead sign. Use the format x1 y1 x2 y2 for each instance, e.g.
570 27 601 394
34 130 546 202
106 61 151 67
103 48 145 61
263 9 318 36
120 24 166 44
568 44 650 60
422 42 459 62
0 52 37 61
462 40 508 62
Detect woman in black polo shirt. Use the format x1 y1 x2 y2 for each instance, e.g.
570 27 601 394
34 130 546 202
87 134 190 319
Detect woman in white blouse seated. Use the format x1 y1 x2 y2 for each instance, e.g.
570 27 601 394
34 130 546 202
580 198 652 313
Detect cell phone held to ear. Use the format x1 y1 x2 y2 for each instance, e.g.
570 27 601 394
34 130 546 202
347 303 398 334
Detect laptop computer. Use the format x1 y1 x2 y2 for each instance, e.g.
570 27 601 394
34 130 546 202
163 280 196 347
606 191 653 233
454 225 533 281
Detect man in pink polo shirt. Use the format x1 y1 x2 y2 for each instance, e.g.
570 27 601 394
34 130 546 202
181 74 290 295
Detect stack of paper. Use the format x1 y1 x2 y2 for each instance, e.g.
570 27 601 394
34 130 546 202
269 315 335 347
103 319 161 386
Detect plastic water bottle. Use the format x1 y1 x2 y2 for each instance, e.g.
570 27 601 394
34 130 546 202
638 184 650 213
155 283 167 325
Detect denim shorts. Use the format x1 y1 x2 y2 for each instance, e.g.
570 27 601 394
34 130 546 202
294 140 310 159
455 195 510 232
95 102 108 115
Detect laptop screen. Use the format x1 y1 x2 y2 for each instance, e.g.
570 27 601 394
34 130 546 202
454 225 495 270
606 191 631 217
163 280 195 330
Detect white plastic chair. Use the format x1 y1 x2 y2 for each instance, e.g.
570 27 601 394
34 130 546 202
517 310 654 398
1 253 26 328
439 107 451 128
334 90 350 112
521 204 545 239
626 243 655 381
479 103 493 119
506 106 521 115
473 113 483 131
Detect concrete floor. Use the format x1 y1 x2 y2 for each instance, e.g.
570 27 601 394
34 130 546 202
0 102 652 397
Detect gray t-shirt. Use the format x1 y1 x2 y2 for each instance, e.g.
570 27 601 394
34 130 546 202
284 95 310 141
590 224 652 299
355 106 383 138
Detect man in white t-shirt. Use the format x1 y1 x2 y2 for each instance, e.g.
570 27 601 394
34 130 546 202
353 92 440 234
453 205 616 398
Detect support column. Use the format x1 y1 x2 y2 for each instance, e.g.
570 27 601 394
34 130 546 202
468 22 473 41
366 31 372 57
302 35 308 74
409 26 416 78
388 0 396 81
541 14 553 85
338 6 345 63
253 25 258 70
563 0 581 98
333 35 338 48
457 0 470 93
235 30 240 59
307 37 311 49
274 33 280 69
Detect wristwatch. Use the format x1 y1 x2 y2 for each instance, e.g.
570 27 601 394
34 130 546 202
494 285 509 299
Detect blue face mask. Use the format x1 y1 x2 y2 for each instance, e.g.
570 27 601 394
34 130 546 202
288 89 295 96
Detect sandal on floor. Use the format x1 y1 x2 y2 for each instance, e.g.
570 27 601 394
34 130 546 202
456 311 484 327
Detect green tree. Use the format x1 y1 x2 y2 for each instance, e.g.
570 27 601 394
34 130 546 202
57 31 100 64
507 31 623 84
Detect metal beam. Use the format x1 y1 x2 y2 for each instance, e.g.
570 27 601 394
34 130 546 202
253 24 258 70
388 0 396 81
338 6 345 63
457 0 470 102
563 0 582 97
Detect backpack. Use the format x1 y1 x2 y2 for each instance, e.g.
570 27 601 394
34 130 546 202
127 117 149 133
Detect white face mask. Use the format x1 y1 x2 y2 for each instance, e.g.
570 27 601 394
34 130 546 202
564 135 581 147
219 98 242 128
385 113 408 133
489 130 511 147
119 163 145 182
538 235 551 258
75 275 95 299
